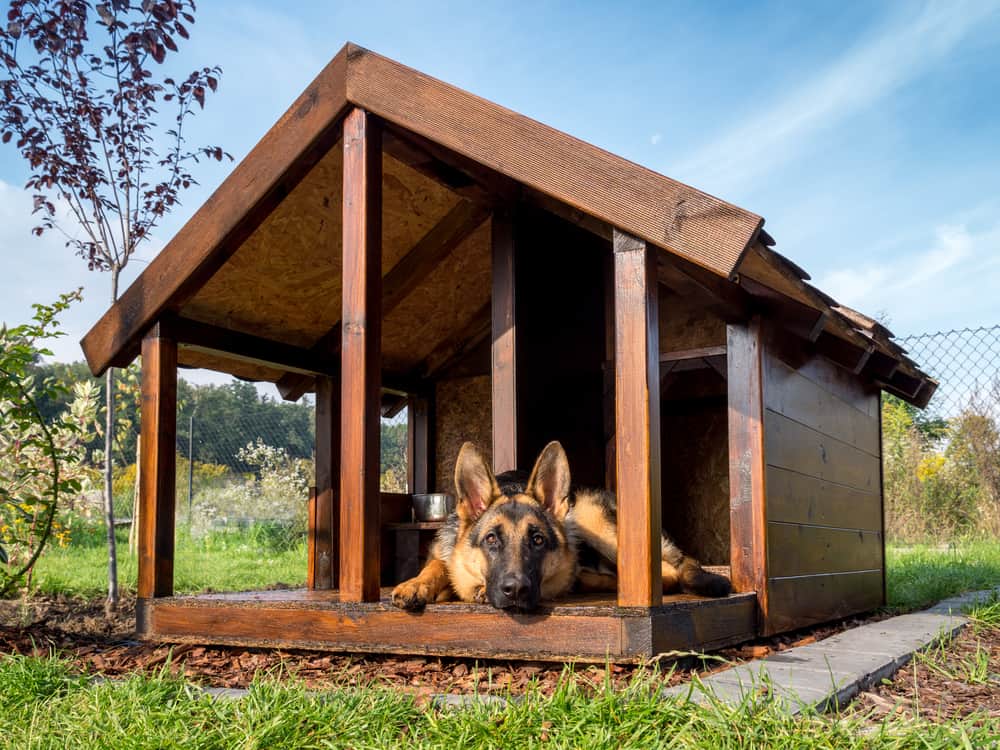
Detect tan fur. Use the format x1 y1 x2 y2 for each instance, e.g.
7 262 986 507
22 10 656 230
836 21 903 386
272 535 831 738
391 440 731 610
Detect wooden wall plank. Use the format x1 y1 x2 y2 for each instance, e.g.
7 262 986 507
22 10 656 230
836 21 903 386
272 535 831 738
767 571 884 633
613 230 662 607
727 318 769 627
764 410 880 493
491 208 518 474
766 467 881 531
764 355 880 456
339 108 383 602
138 328 178 602
313 376 339 590
768 523 882 577
767 343 879 418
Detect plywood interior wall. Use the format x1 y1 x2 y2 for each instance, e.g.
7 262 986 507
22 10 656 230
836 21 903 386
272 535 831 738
660 395 731 565
434 375 491 494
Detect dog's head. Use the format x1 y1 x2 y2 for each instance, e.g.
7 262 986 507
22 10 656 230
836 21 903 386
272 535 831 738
448 441 577 610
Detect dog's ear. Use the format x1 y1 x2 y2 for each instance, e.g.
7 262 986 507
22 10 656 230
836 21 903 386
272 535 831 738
526 441 571 520
454 442 500 522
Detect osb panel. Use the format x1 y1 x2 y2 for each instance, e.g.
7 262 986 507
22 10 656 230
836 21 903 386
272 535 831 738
382 219 491 373
181 146 461 352
434 375 491 494
177 348 286 383
658 290 726 353
661 398 730 565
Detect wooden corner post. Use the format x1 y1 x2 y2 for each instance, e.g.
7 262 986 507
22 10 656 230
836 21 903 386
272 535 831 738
339 107 382 602
491 205 517 474
727 316 769 629
613 230 662 607
312 375 340 589
138 323 178 615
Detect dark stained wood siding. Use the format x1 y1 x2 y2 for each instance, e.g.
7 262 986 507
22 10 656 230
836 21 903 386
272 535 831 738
762 345 883 634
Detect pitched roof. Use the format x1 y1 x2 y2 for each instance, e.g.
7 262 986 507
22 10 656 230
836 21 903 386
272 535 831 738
79 43 936 407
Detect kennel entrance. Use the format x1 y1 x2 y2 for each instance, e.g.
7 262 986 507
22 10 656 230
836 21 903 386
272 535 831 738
83 44 934 661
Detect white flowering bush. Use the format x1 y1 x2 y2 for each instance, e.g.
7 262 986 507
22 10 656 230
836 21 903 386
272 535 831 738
188 439 311 550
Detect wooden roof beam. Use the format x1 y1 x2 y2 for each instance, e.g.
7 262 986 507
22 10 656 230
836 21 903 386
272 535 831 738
276 199 490 400
659 254 753 323
412 302 492 381
166 316 339 377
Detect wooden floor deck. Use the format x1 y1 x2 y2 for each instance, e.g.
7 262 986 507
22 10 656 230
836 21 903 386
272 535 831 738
138 588 758 662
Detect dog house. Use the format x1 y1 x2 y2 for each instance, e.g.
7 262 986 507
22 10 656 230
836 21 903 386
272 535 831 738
81 44 936 662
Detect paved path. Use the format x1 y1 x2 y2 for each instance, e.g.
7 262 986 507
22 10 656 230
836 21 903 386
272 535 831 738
661 588 999 714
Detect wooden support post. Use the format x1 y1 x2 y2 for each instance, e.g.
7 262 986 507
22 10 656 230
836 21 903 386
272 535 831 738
491 206 517 474
138 325 177 604
727 317 769 630
339 107 382 602
407 393 433 494
613 230 662 607
312 375 339 589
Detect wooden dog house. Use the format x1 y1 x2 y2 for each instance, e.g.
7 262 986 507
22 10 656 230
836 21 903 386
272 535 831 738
81 44 936 662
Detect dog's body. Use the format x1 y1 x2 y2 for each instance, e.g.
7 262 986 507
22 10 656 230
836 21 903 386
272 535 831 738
391 441 731 611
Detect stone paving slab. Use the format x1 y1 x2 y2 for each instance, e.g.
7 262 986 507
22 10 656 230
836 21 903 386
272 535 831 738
662 587 999 714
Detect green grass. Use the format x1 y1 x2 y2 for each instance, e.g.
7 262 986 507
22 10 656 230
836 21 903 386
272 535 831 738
27 527 306 597
0 654 995 749
885 541 1000 612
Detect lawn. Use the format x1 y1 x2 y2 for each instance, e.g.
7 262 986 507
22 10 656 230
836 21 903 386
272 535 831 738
4 537 999 748
0 652 996 749
27 527 306 598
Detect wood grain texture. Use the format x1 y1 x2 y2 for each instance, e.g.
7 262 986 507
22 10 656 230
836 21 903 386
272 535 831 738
727 319 769 628
346 46 762 277
82 48 351 376
613 231 662 607
766 571 883 633
491 206 517 474
407 393 433 494
764 410 881 494
313 376 339 590
767 523 882 577
766 467 881 531
143 590 757 662
138 328 178 601
339 108 383 602
764 354 880 456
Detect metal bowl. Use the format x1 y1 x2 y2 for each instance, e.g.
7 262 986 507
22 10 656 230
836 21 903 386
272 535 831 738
411 493 455 522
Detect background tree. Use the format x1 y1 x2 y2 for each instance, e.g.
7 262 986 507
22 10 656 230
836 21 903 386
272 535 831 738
0 0 229 608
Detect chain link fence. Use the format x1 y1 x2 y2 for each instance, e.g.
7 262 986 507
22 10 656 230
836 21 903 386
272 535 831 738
897 325 1000 420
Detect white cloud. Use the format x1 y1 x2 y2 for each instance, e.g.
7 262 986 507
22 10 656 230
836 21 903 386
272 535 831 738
815 219 1000 334
671 1 1000 194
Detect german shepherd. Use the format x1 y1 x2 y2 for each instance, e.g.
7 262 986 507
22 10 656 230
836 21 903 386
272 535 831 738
391 440 731 611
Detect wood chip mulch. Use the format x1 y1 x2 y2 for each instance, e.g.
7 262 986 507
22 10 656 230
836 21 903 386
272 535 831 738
0 593 895 698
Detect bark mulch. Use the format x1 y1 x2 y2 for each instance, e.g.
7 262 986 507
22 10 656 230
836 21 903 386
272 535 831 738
0 593 893 698
849 621 1000 725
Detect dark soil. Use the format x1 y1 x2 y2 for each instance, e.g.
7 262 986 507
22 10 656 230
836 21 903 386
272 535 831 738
1 593 892 698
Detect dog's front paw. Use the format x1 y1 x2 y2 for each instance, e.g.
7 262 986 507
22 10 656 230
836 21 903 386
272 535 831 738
391 579 429 610
473 585 488 604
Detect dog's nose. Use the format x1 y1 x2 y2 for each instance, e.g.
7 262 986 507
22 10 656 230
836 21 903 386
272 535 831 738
500 574 530 600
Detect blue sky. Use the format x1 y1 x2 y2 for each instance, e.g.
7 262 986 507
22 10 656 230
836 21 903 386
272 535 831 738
1 0 999 379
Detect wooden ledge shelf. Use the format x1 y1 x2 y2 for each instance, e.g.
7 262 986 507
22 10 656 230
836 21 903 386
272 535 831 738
137 589 757 663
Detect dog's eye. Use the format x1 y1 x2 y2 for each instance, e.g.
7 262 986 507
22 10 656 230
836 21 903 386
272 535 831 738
531 533 546 547
484 532 498 546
